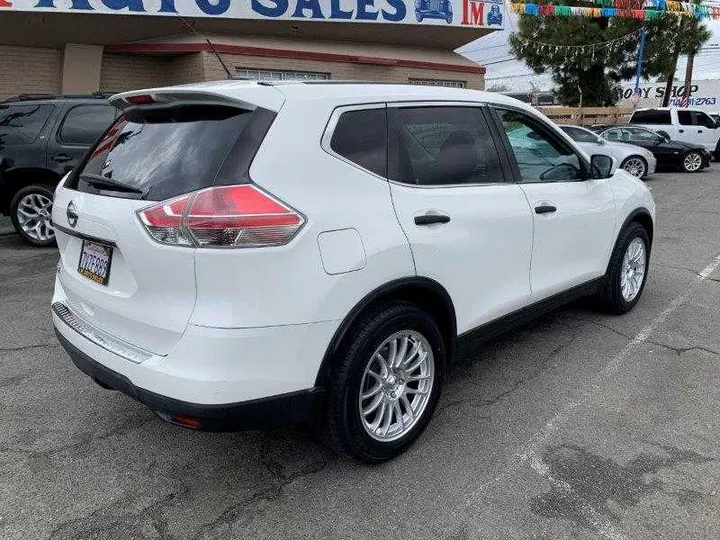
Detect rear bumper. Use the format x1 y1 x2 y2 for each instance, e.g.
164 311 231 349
55 328 325 431
647 155 657 175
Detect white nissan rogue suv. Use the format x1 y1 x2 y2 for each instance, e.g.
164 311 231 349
52 81 655 462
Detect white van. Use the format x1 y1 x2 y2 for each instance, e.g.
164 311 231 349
629 107 720 158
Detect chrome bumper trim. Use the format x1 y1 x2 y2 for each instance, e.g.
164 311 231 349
52 302 153 364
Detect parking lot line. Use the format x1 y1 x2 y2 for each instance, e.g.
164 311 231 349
518 250 720 539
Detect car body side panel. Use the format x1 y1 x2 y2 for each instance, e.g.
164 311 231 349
607 169 656 256
190 100 416 329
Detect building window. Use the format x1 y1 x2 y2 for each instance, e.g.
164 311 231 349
236 69 330 82
408 79 467 88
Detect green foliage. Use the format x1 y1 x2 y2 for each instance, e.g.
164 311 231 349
509 4 712 106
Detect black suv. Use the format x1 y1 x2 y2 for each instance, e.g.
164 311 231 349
0 94 117 246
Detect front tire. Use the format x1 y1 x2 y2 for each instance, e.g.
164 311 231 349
620 156 647 178
595 222 650 314
325 302 446 462
681 151 703 173
10 184 56 247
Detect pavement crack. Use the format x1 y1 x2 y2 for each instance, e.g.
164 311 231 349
0 374 29 389
0 342 59 353
7 417 156 459
193 435 331 539
559 315 635 341
440 330 576 414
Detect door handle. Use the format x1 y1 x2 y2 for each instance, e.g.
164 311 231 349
414 213 450 226
534 205 557 214
679 129 685 133
698 130 703 133
51 154 73 163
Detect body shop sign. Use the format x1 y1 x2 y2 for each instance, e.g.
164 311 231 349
2 0 505 28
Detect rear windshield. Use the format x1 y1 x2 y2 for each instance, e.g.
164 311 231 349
66 105 275 200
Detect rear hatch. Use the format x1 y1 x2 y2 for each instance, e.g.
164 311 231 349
53 94 277 355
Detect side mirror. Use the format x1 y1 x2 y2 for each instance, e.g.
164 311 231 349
597 137 606 146
590 154 614 179
656 130 670 140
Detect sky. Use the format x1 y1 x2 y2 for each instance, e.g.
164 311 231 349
458 11 720 92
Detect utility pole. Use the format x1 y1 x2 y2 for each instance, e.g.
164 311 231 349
633 27 647 109
662 19 684 107
681 51 695 107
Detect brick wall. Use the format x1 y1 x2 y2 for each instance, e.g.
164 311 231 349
99 53 170 93
0 46 61 100
167 54 206 86
202 52 482 89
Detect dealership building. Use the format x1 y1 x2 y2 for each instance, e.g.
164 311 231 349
0 0 503 99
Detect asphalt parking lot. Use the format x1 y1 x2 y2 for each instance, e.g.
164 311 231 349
1 169 719 540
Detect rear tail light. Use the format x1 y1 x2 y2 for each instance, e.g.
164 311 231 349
137 185 305 248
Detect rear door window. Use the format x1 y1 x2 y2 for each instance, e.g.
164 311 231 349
59 104 116 146
0 103 55 145
631 110 671 125
67 105 275 200
391 106 505 186
330 108 387 177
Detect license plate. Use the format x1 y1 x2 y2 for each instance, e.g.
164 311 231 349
78 240 113 286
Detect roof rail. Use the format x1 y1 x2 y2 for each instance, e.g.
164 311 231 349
254 80 419 87
3 92 114 102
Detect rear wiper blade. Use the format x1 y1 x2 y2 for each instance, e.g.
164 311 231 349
80 174 143 194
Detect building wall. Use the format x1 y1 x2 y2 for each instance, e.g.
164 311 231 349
167 54 206 86
203 52 482 89
99 53 170 93
0 45 61 99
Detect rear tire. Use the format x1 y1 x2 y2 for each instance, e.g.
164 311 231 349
325 301 446 462
10 184 56 247
595 222 650 314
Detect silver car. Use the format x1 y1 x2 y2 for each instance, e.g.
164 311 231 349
560 125 657 179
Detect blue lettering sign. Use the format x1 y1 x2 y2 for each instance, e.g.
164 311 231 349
252 0 288 17
356 0 378 20
34 0 93 9
102 0 145 11
382 0 406 21
196 0 230 15
159 0 177 12
330 0 353 19
292 0 324 18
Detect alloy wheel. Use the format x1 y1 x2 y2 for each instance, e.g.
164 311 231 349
683 152 702 172
358 330 435 442
17 193 54 243
620 237 646 302
622 157 646 178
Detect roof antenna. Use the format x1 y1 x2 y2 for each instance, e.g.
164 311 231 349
176 14 233 80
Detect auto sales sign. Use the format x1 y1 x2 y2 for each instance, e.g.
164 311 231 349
1 0 505 28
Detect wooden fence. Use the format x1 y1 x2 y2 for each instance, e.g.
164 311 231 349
537 106 633 126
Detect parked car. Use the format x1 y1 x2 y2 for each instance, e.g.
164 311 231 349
52 82 655 462
559 125 656 179
0 93 117 246
414 0 453 23
591 124 712 173
629 107 720 159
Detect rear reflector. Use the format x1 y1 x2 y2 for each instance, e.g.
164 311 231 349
137 185 304 248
